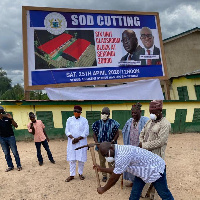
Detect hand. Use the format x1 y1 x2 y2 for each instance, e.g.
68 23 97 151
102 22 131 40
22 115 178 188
47 137 50 142
97 187 105 194
111 140 115 144
6 113 12 119
139 142 142 148
72 138 79 144
93 164 102 172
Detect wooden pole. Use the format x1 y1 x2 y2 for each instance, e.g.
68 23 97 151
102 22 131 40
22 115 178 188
90 146 101 187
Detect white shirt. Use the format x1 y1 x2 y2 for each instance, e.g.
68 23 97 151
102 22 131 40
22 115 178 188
65 116 89 162
113 144 165 183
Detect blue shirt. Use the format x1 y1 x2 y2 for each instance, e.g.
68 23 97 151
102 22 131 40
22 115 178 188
92 119 120 149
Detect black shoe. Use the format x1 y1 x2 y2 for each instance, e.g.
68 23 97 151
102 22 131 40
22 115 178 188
17 166 22 171
5 167 14 172
102 176 107 182
50 160 55 164
39 162 43 166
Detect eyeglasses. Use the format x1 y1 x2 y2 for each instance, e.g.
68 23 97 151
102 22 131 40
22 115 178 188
141 34 153 39
74 110 81 113
0 111 5 114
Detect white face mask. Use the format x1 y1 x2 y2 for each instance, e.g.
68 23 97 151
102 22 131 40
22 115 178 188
150 113 157 121
101 114 108 120
105 150 115 163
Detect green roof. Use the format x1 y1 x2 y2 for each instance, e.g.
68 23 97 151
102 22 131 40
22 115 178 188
163 27 200 43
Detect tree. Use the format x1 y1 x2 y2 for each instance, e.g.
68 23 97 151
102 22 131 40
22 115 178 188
1 84 24 100
30 91 49 100
0 68 12 98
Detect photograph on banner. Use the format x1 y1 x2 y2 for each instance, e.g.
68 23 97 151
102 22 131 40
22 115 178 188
23 7 166 89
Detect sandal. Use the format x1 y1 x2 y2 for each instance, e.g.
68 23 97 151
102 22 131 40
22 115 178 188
5 167 14 172
65 176 74 182
79 174 85 180
17 166 22 171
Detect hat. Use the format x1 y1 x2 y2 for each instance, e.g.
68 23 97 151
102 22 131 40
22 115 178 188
29 112 35 118
131 102 142 111
102 107 110 114
74 105 82 111
149 100 163 111
0 106 4 111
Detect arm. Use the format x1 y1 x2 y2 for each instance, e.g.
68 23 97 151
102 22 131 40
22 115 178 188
43 129 49 142
142 122 170 150
97 173 121 194
7 113 18 128
28 123 35 135
112 129 119 144
65 118 74 139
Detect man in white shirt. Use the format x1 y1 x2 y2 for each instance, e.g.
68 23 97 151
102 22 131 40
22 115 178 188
93 142 174 200
65 105 89 182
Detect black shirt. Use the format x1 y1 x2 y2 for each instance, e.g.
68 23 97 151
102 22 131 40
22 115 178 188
0 117 14 137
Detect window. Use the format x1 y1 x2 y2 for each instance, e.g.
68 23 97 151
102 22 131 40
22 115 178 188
192 108 200 122
194 85 200 100
177 86 189 101
36 111 54 129
86 111 101 135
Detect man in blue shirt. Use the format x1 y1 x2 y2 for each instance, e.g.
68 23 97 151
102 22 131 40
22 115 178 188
92 107 120 182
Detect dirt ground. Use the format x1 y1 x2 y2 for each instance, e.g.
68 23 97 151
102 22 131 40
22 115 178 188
0 133 200 200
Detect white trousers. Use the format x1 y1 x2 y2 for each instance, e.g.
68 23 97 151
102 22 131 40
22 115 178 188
69 160 84 176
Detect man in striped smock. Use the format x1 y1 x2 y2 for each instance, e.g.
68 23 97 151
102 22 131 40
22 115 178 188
93 142 174 200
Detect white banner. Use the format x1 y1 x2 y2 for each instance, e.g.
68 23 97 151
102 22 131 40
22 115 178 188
45 79 164 100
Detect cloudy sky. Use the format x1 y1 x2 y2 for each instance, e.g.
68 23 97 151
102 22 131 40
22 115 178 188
0 0 199 86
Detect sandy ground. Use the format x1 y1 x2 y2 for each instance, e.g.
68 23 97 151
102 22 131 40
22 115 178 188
0 133 200 200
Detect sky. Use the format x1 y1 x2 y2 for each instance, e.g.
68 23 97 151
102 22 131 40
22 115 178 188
0 0 199 86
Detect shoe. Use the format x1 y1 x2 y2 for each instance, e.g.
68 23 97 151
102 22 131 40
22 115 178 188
65 176 74 182
79 174 85 180
5 167 14 172
102 176 107 182
50 160 55 164
39 162 43 166
125 182 133 187
17 166 22 171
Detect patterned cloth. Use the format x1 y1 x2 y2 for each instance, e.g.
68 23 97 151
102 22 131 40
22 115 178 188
129 122 139 146
92 119 120 150
122 116 149 181
139 117 171 159
27 120 46 142
113 144 165 183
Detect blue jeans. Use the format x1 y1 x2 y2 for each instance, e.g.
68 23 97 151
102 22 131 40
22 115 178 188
129 167 174 200
35 139 53 163
0 136 21 168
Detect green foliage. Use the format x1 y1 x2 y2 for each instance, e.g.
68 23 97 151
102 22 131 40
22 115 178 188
30 91 49 100
1 84 24 100
0 68 49 100
0 68 12 97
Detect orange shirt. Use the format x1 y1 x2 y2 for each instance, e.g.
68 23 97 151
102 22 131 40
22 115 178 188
27 120 46 142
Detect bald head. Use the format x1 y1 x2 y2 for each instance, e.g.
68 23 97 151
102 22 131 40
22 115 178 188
99 142 112 157
122 30 138 54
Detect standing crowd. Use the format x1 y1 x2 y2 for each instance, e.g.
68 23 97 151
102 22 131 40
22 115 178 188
0 101 174 200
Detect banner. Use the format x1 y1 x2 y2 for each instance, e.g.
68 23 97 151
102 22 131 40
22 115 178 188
23 7 167 90
45 79 164 100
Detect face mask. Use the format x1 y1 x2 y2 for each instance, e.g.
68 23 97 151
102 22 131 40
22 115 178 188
105 150 115 163
150 113 157 121
101 114 108 121
74 112 81 118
